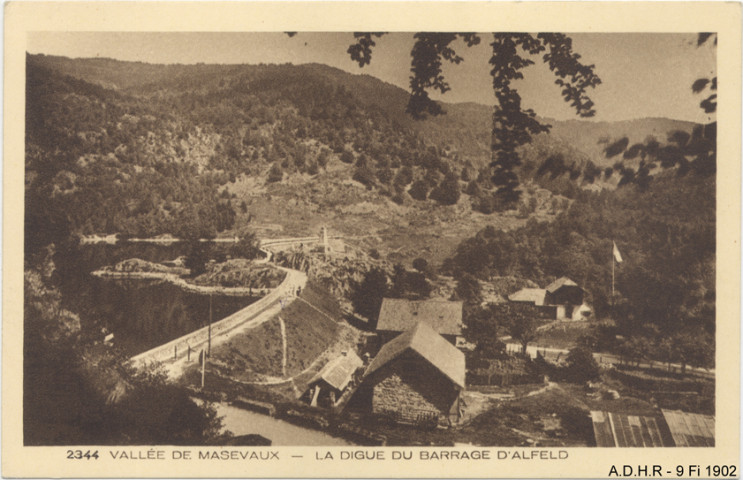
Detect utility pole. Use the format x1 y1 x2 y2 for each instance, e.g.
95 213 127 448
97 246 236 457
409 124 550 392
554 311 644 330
611 249 615 303
208 293 212 356
200 349 206 388
322 226 329 258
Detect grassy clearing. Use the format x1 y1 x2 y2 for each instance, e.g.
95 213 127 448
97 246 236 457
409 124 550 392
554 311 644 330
299 280 344 319
207 282 346 385
532 322 593 350
210 318 284 380
283 283 342 376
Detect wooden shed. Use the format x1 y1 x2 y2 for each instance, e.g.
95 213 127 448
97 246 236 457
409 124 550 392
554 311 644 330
304 351 363 408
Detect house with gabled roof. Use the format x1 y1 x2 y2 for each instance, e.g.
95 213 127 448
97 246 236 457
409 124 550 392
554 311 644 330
508 288 547 306
354 322 466 427
545 277 583 305
508 277 590 320
376 298 463 346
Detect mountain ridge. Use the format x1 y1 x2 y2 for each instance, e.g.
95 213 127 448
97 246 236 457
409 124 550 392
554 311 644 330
25 53 708 254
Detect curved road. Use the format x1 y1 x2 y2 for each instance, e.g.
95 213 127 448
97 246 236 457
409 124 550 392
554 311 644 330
130 265 306 380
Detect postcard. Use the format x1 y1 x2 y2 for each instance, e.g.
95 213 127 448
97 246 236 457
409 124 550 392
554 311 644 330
3 2 741 478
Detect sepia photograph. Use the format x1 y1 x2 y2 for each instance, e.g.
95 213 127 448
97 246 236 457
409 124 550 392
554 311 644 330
4 2 741 478
22 29 719 447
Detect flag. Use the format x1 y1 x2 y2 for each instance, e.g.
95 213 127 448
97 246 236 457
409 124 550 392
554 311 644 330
613 242 623 263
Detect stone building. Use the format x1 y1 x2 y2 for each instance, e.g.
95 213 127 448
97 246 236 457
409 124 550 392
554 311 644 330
376 298 463 346
355 322 466 427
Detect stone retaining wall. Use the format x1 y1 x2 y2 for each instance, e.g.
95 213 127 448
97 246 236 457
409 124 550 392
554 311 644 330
129 282 287 367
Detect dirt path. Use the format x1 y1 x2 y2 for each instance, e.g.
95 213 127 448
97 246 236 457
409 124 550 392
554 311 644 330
278 316 288 378
506 342 714 377
526 381 557 397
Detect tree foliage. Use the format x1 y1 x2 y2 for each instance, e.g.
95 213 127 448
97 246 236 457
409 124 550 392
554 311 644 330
429 172 461 205
24 251 224 445
267 163 283 183
493 303 539 354
463 305 506 359
350 267 388 328
336 32 600 210
185 239 212 277
388 263 432 300
229 229 260 259
565 346 600 383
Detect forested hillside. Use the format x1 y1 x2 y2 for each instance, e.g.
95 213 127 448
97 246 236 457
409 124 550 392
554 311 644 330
26 53 707 260
446 168 715 367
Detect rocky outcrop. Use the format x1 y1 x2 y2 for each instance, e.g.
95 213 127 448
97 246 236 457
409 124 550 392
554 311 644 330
93 258 284 295
193 259 286 289
100 257 187 275
272 250 390 299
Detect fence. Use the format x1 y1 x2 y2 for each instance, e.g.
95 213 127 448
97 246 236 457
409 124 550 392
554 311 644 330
466 370 541 387
609 367 707 393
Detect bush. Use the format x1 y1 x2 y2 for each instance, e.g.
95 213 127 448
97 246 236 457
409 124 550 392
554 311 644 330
340 149 355 164
394 166 413 187
564 346 600 383
408 180 429 201
559 406 593 442
429 174 461 205
229 231 260 259
353 165 376 188
376 167 393 184
412 257 429 273
267 163 283 183
185 240 212 277
391 191 406 205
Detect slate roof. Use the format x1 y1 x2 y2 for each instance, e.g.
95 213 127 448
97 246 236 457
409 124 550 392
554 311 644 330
545 277 581 294
591 411 675 447
376 298 463 336
508 288 547 306
365 322 465 389
662 409 715 447
309 351 363 391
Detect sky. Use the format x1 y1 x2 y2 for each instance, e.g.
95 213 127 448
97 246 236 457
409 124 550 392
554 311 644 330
27 32 716 123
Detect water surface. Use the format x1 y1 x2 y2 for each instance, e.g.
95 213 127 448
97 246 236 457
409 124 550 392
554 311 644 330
56 242 256 356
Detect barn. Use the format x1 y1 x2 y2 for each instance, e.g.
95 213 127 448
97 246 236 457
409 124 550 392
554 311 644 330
376 298 463 346
355 322 465 427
